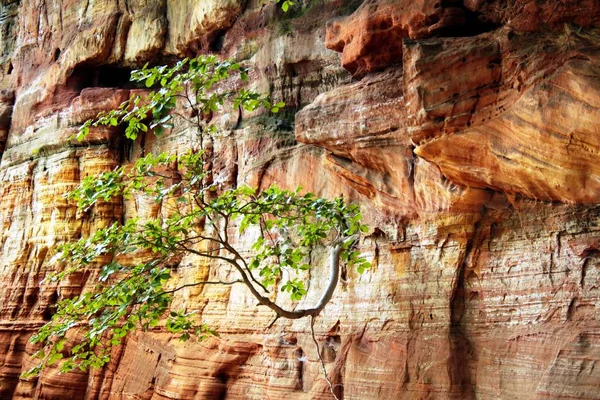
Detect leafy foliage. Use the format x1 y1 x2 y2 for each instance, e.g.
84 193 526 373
279 0 295 12
27 56 370 377
263 0 296 12
77 56 279 146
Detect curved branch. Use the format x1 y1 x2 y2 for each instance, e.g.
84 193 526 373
177 229 356 320
257 242 343 319
242 235 358 320
220 240 269 294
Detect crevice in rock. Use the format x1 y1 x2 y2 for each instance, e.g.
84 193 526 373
340 260 348 284
21 285 40 320
231 134 239 187
447 207 489 399
120 130 133 162
329 153 354 169
326 333 350 400
566 297 578 321
208 29 227 53
66 65 134 92
0 89 14 160
296 347 305 390
325 334 342 361
214 371 229 400
138 128 147 157
42 290 58 321
407 145 415 190
580 248 600 290
52 48 61 62
431 1 501 38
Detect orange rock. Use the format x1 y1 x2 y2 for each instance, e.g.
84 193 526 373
411 27 600 203
325 0 470 75
1 0 600 399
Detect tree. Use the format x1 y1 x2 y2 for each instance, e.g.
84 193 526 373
26 57 370 393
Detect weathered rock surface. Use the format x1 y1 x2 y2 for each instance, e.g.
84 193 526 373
1 0 600 399
464 0 600 32
407 27 600 203
325 0 497 76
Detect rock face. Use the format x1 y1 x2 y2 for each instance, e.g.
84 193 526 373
1 0 600 399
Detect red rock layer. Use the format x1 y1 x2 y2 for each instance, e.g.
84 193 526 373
0 0 599 399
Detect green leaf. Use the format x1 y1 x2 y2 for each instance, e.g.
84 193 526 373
145 75 155 88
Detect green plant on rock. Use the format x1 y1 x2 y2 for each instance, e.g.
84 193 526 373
26 56 370 393
278 0 295 12
260 0 300 13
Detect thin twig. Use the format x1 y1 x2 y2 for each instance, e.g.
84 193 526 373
310 316 340 400
265 314 280 330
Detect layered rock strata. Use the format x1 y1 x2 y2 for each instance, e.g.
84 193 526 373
0 0 600 399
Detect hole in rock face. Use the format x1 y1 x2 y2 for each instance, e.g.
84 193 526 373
209 29 226 52
429 2 501 37
322 334 341 362
327 334 341 348
42 291 59 321
566 298 577 321
216 372 229 384
340 264 348 282
52 48 61 62
296 348 305 389
283 60 314 79
66 65 134 91
6 61 13 75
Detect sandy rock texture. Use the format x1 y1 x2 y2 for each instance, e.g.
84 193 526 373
1 0 600 399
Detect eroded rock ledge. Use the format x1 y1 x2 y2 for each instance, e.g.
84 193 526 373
1 0 600 399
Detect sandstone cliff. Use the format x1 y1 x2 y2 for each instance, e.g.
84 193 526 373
1 0 600 399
